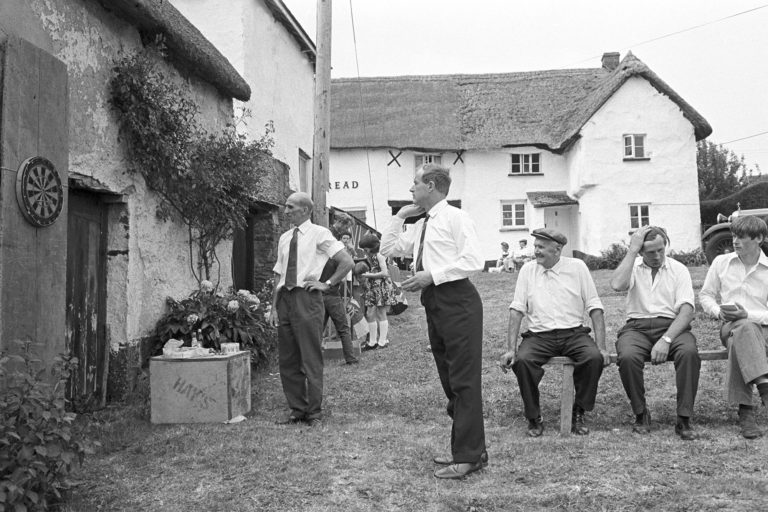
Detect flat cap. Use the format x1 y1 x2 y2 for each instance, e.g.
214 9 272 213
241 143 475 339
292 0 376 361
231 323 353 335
531 228 567 246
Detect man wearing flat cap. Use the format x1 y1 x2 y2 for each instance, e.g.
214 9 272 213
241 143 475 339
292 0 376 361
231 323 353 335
500 228 610 436
610 225 700 440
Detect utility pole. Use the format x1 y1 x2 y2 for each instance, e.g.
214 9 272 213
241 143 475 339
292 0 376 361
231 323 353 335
312 0 332 227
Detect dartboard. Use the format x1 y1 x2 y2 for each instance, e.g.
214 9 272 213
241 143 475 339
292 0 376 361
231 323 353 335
15 156 64 227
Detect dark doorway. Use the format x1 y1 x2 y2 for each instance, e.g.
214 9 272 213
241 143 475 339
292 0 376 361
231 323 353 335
66 189 108 410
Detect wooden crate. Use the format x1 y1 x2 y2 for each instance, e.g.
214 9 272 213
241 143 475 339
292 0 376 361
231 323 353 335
150 351 250 424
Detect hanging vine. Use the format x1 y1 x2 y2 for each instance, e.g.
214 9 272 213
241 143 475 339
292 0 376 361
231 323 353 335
109 39 275 283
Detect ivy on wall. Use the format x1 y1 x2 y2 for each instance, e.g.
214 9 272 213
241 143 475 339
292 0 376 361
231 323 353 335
109 40 275 283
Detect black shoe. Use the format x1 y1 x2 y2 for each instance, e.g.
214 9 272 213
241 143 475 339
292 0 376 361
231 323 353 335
674 416 696 441
632 409 651 434
276 415 305 425
571 407 589 435
527 416 544 437
739 405 762 439
433 461 484 479
345 359 360 365
433 450 488 467
361 343 377 351
306 418 323 427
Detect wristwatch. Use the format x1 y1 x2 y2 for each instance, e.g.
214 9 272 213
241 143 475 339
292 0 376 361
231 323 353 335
661 335 672 344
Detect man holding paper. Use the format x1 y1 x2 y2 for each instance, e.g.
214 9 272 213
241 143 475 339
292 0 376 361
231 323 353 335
700 215 768 439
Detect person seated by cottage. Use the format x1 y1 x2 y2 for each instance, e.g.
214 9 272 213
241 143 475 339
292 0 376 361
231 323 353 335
512 239 534 271
496 242 511 272
699 215 768 439
499 228 610 436
610 225 700 440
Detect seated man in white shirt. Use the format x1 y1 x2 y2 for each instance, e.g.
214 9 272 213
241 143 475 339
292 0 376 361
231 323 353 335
499 228 611 436
610 226 700 440
700 215 768 439
511 239 533 271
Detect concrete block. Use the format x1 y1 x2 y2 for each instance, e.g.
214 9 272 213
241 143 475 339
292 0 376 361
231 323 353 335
150 352 250 423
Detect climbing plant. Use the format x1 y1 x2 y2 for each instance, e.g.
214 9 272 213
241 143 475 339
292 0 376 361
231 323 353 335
109 39 275 283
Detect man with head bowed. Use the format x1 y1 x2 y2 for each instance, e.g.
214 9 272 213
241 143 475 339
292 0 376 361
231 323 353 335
500 228 610 436
268 192 354 426
380 164 487 479
610 226 700 440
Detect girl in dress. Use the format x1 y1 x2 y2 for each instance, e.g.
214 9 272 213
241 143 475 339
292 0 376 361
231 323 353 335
358 233 398 349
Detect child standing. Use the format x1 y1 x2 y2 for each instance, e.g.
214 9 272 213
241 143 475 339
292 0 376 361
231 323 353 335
358 233 398 349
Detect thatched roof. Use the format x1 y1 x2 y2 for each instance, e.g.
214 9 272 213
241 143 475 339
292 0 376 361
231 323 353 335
101 0 251 101
331 53 712 153
527 191 578 208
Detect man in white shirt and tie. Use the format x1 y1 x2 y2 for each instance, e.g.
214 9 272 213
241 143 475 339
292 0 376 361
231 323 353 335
700 215 768 439
610 225 700 440
268 192 354 427
381 164 486 480
499 228 610 436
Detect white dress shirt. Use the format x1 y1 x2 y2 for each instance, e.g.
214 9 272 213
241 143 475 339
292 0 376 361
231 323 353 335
273 219 344 290
509 257 603 332
380 199 483 285
626 257 695 319
700 252 768 325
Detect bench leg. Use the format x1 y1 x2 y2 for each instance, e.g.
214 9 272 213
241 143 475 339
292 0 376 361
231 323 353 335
560 364 575 436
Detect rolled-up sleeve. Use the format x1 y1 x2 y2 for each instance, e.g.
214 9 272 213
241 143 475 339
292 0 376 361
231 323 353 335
579 262 603 313
699 261 722 319
674 266 696 311
509 263 530 313
380 216 413 259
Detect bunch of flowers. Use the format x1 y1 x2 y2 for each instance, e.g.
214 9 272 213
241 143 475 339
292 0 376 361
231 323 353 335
154 280 276 365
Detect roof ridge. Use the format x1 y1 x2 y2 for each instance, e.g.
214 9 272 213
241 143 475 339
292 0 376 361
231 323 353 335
332 68 606 83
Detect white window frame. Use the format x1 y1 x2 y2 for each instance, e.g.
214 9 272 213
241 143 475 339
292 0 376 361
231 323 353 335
623 134 647 159
629 203 650 230
415 153 442 170
510 153 541 175
501 201 527 228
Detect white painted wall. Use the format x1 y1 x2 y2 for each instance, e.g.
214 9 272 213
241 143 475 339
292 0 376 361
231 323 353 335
573 77 701 253
171 0 315 191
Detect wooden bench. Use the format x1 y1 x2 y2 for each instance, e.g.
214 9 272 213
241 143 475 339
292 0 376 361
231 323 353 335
547 349 728 435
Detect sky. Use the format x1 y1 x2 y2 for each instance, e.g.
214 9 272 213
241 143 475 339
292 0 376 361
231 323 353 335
283 0 768 174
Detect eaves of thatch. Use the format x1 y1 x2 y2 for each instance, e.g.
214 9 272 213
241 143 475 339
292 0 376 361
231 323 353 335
331 53 711 154
98 0 251 101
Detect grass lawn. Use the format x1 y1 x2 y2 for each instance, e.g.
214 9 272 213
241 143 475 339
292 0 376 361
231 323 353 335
61 267 768 511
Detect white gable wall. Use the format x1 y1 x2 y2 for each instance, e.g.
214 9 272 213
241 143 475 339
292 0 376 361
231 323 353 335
571 77 701 253
171 0 315 190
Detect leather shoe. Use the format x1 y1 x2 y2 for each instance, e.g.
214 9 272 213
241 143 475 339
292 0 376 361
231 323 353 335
434 461 483 479
632 409 651 434
739 405 762 439
674 417 696 441
306 418 323 427
433 450 488 467
571 407 589 435
527 416 544 437
275 415 305 425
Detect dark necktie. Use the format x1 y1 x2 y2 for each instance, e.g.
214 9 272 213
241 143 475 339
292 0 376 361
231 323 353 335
415 215 429 272
285 227 299 289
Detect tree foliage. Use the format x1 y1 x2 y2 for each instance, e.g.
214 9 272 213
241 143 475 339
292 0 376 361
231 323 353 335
697 140 754 200
109 39 275 282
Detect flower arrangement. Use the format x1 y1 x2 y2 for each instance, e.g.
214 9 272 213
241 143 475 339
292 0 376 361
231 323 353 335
153 280 276 366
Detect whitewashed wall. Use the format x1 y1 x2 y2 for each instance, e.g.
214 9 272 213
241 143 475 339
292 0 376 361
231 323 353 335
573 77 701 253
171 0 315 191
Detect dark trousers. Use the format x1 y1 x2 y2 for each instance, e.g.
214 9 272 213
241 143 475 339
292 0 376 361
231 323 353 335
616 317 700 417
512 326 603 420
323 292 357 363
421 278 485 464
277 287 325 420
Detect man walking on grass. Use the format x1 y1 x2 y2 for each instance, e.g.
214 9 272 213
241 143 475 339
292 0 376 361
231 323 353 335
381 164 486 480
269 192 354 427
499 228 610 436
700 215 768 439
610 225 700 440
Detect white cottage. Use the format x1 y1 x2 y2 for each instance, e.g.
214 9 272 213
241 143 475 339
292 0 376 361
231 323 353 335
329 52 712 261
170 0 316 193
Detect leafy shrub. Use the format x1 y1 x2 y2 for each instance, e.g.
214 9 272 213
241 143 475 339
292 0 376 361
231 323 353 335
154 280 277 367
668 248 708 267
0 342 96 510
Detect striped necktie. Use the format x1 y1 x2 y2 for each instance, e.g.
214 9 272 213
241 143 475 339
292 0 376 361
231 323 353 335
415 215 429 272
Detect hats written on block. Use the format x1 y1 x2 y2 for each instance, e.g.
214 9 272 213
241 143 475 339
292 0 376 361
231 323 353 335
531 228 567 246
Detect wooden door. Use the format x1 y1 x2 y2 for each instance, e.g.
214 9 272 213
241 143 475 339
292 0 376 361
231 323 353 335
544 206 575 254
66 189 108 410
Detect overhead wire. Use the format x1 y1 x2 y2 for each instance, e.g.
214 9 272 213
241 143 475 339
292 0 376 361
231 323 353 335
721 130 768 144
348 0 377 229
561 3 768 67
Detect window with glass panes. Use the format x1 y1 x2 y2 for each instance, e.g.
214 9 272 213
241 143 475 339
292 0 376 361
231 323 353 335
510 153 540 174
415 154 442 169
629 204 650 229
502 201 526 227
623 134 646 158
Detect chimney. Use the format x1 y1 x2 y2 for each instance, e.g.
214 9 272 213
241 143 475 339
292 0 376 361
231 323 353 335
601 52 620 71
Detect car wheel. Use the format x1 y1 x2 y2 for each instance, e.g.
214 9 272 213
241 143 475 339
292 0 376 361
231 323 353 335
704 232 733 264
